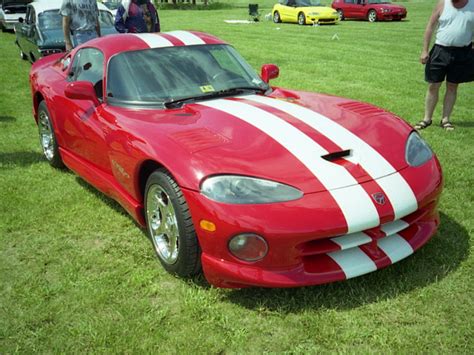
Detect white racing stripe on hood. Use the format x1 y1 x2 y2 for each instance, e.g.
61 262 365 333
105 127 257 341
133 33 173 48
245 95 418 220
200 99 379 233
166 31 206 45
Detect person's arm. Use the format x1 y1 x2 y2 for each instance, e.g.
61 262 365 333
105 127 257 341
152 5 160 32
95 3 101 37
96 18 101 37
420 0 443 64
62 15 73 51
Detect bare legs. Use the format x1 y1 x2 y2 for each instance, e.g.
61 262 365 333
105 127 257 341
419 81 458 130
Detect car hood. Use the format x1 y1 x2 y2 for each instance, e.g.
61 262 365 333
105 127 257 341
120 89 412 194
2 0 32 6
300 6 335 13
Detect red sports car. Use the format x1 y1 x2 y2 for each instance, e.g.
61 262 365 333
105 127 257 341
332 0 407 22
30 32 441 288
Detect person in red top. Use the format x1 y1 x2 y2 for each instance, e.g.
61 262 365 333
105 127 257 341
416 0 474 131
114 0 160 33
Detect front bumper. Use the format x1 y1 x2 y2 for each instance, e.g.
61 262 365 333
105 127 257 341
308 16 338 24
183 158 442 288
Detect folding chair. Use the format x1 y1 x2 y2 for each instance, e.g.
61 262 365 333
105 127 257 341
248 4 260 22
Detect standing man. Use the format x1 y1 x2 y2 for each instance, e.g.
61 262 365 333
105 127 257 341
416 0 474 131
61 0 101 51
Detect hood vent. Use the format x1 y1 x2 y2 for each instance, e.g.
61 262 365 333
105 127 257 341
338 102 386 117
322 149 352 162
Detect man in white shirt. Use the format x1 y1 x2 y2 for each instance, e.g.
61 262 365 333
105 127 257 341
61 0 101 51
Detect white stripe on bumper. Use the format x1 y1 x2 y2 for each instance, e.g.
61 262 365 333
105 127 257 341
328 247 377 279
377 234 413 264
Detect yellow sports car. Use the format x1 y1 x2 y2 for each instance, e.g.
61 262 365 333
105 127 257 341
272 0 339 25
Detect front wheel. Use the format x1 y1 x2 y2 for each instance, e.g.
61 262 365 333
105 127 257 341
273 11 281 23
336 9 344 21
368 10 377 23
145 169 201 277
37 101 64 168
298 12 306 25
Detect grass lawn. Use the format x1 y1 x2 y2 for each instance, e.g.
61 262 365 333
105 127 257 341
1 0 473 352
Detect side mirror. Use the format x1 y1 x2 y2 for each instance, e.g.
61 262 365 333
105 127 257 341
261 64 279 83
64 81 100 107
18 17 24 23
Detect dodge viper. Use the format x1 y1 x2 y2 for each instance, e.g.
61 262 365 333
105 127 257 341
30 31 442 288
273 0 339 25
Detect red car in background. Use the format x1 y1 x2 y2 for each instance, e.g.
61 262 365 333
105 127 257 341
332 0 407 22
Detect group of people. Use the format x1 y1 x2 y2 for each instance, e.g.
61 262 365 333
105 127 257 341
59 0 473 131
61 0 160 51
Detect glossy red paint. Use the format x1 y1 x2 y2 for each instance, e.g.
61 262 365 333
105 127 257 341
30 32 441 288
331 0 407 22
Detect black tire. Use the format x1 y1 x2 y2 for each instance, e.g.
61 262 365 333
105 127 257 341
273 11 281 23
37 101 64 168
336 9 344 21
298 12 306 25
368 9 377 23
144 169 201 277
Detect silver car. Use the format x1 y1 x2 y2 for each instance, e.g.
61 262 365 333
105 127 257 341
0 0 31 31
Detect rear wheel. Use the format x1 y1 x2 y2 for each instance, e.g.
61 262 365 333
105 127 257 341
368 10 377 22
145 169 201 277
273 11 281 23
298 12 306 25
37 101 64 168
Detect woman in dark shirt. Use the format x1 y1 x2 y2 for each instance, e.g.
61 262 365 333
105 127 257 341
114 0 160 33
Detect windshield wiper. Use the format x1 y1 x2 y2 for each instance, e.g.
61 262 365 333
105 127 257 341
164 87 267 109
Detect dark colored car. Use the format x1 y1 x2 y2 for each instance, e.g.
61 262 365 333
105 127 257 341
15 0 117 63
331 0 407 22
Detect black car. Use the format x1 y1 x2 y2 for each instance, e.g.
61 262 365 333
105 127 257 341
15 0 117 63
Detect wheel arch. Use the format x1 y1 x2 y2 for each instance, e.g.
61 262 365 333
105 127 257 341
33 92 45 123
137 159 166 204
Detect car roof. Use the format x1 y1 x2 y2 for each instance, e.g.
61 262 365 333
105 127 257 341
73 31 228 59
30 0 110 14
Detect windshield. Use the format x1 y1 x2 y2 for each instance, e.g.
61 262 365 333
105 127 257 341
106 44 269 106
38 10 113 30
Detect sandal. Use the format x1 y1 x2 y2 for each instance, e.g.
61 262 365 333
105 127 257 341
414 120 432 130
440 119 455 131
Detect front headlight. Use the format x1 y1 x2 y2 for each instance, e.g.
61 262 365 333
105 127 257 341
201 175 303 204
405 132 433 167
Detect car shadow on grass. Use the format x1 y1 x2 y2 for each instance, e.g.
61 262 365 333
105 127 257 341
0 151 44 168
0 115 16 122
222 212 469 311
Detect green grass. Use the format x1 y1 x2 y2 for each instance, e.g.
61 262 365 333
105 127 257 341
1 1 473 352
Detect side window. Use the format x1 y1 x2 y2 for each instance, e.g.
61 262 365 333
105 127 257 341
344 0 354 3
68 48 105 99
28 8 36 25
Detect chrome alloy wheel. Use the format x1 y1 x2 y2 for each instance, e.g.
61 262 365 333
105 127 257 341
38 109 55 161
368 10 377 22
146 184 180 264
